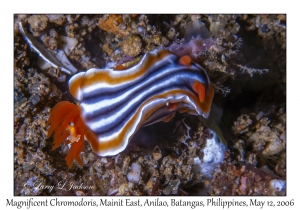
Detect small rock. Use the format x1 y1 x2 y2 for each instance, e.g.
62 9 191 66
121 35 142 57
28 15 48 37
46 14 66 25
126 162 141 183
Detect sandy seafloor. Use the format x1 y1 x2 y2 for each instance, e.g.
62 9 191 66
13 14 286 196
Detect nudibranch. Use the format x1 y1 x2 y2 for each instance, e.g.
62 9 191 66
47 49 214 168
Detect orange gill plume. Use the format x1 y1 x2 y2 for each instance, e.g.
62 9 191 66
47 101 85 168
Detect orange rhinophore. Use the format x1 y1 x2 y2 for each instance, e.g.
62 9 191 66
47 101 85 168
179 55 192 66
193 81 206 103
